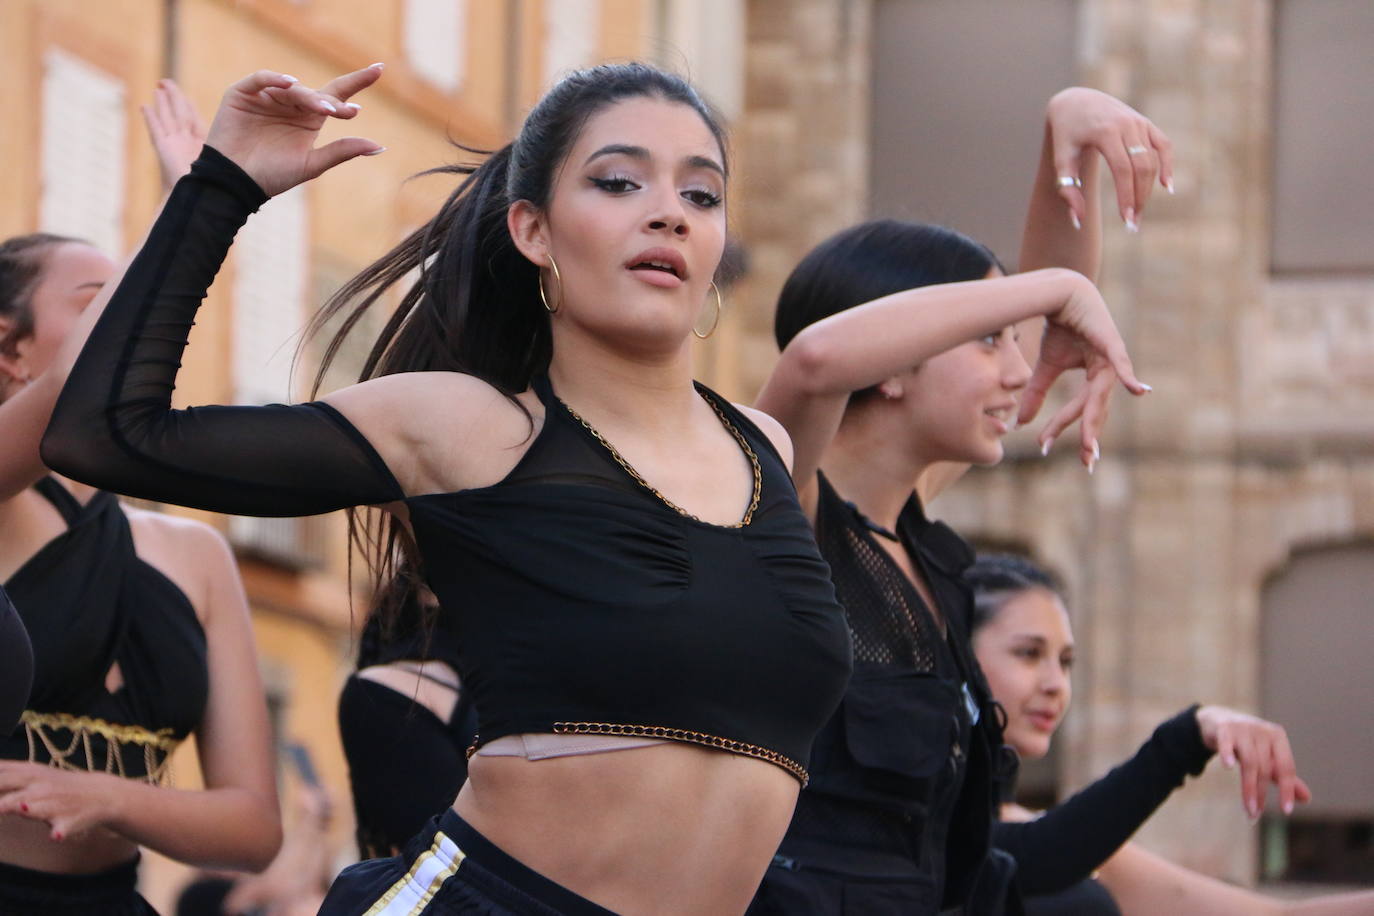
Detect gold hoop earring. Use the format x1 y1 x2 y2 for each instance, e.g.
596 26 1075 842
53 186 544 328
693 282 723 339
539 256 563 314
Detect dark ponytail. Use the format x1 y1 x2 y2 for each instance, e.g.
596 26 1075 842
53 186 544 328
308 61 727 630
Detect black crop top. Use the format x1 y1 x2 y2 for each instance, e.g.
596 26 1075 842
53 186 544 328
43 146 853 783
1 479 208 782
341 588 478 858
0 586 33 734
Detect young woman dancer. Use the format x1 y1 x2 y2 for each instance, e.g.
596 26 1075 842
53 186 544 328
339 581 477 859
0 84 279 915
969 553 1374 915
43 62 855 915
747 88 1169 913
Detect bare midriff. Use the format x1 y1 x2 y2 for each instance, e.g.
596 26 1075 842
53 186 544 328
0 812 138 874
454 742 799 916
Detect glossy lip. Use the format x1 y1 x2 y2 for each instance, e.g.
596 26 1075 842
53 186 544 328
1025 709 1061 733
625 246 688 288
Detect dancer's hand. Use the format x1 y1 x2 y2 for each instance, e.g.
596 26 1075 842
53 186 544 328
0 761 122 841
1046 87 1174 231
1195 706 1312 820
1017 271 1148 471
141 78 207 192
205 65 385 197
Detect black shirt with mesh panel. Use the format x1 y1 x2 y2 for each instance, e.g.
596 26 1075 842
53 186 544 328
750 472 1010 914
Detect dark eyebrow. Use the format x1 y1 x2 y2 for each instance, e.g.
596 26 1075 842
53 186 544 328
584 144 725 178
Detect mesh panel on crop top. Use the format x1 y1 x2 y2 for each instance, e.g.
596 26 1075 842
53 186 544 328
815 473 944 672
487 393 662 500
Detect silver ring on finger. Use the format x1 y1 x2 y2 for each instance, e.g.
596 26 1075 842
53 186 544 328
1126 145 1150 156
1056 175 1082 189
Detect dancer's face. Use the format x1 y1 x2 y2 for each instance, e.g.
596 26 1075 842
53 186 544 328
973 587 1074 760
513 96 727 353
0 243 113 396
898 323 1032 467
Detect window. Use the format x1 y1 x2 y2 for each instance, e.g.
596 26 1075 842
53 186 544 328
40 49 126 255
1261 543 1374 883
1271 0 1374 273
404 0 469 92
542 0 601 87
232 187 309 406
870 0 1077 267
228 187 324 568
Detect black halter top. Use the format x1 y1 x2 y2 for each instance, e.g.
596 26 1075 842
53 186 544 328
1 480 208 783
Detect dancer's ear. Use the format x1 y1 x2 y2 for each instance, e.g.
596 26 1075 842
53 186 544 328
0 318 32 387
508 199 553 268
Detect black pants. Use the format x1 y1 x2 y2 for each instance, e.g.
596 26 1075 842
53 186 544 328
748 851 940 916
0 855 157 915
319 809 618 915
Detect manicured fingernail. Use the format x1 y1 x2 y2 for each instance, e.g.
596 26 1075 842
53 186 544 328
19 803 27 813
319 100 337 113
281 74 299 83
1283 801 1294 815
1040 437 1054 457
1070 211 1081 231
362 146 387 156
1092 439 1101 462
1125 208 1139 233
1166 179 1176 195
1224 754 1236 768
369 62 386 70
345 102 362 111
1140 382 1153 392
1087 457 1096 475
53 831 63 841
1248 801 1259 820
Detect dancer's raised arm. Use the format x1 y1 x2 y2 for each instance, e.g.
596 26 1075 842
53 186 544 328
0 81 205 503
758 265 1144 500
1019 87 1174 278
41 67 447 516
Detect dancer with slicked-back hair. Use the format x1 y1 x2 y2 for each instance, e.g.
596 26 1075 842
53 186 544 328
44 62 853 915
747 88 1165 914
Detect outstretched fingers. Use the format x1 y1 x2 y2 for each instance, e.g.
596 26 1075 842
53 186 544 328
322 63 385 105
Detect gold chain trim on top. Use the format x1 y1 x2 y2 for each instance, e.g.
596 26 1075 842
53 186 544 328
552 721 808 786
559 393 762 528
20 710 179 786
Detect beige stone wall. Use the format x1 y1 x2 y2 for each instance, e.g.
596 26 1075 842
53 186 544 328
927 0 1374 885
719 0 873 402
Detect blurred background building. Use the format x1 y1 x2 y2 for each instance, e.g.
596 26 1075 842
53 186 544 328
1 0 1369 907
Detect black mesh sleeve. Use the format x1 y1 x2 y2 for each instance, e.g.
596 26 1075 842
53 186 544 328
994 705 1213 895
41 147 403 517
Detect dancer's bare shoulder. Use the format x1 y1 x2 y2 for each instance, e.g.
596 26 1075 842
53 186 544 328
323 371 543 496
733 404 794 473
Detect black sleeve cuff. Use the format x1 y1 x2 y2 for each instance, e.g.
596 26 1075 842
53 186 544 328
1150 704 1214 778
187 144 270 212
